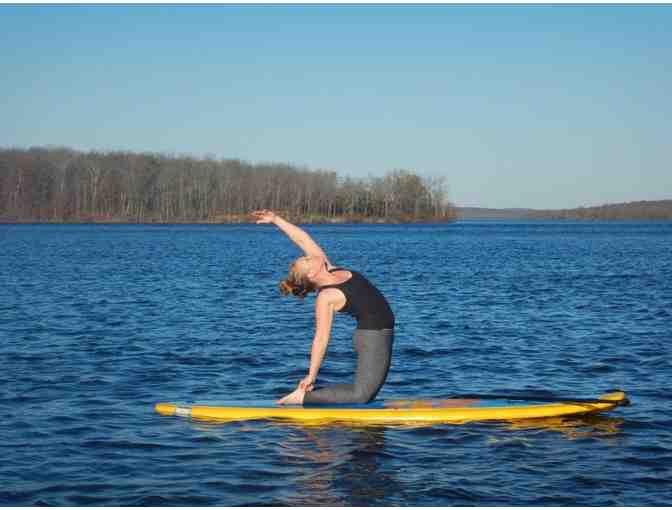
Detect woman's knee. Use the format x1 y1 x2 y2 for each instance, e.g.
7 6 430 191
352 386 377 404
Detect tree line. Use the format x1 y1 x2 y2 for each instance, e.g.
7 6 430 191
0 146 456 223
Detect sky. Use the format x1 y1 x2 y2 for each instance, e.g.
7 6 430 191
1 4 671 209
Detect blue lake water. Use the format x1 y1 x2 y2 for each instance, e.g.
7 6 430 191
1 221 671 506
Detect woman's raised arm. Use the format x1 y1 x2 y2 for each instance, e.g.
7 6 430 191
251 210 330 261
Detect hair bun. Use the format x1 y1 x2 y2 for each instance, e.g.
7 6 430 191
279 278 311 299
279 279 293 296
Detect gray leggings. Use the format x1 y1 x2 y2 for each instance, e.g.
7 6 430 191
303 328 394 405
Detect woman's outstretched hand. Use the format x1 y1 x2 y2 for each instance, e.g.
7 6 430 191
251 209 277 224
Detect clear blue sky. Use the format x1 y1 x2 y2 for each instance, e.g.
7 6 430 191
2 4 670 209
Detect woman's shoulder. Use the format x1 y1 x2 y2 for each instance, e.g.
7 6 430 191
316 287 345 307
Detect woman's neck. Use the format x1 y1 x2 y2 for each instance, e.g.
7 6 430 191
314 268 349 288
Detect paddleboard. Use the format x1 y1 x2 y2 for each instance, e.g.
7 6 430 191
155 391 627 425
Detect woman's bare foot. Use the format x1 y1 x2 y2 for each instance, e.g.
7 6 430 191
277 386 306 405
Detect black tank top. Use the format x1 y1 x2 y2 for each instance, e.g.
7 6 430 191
320 268 395 330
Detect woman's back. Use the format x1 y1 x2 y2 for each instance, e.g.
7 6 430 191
321 268 395 330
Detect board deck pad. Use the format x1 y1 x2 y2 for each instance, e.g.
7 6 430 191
155 391 627 425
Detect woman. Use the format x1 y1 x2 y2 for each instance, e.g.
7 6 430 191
252 209 395 406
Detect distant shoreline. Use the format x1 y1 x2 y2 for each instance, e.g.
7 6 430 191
2 214 671 225
3 200 672 224
0 214 455 225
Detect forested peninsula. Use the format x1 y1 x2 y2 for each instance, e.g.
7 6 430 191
0 147 456 224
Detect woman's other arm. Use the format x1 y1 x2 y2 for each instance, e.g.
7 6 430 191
276 291 337 404
301 290 337 389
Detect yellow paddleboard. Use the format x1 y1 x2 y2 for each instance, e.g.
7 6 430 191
155 391 627 425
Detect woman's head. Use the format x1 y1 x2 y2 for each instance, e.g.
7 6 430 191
279 255 324 298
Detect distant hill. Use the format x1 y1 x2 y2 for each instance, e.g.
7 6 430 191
458 200 672 221
525 200 672 221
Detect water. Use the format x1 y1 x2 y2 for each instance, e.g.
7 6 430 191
1 221 670 506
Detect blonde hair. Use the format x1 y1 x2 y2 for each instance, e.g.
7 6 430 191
279 259 317 298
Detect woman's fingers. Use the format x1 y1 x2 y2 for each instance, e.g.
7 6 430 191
277 387 305 405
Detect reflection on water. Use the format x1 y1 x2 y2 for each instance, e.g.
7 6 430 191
192 420 403 506
506 415 625 440
279 426 398 506
186 413 626 505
